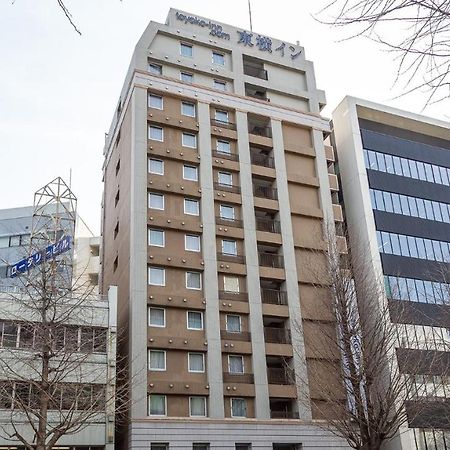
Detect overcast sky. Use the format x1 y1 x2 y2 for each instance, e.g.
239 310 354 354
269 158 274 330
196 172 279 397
0 0 448 233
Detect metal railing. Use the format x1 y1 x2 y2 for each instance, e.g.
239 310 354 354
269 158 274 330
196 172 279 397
248 125 272 138
223 372 254 384
218 290 248 302
260 288 288 305
220 330 252 341
212 150 239 162
250 152 275 168
258 252 284 269
215 216 243 228
267 367 293 385
211 119 237 130
217 253 246 264
243 65 268 80
264 327 291 344
253 185 278 200
213 182 241 194
270 410 300 419
255 217 281 233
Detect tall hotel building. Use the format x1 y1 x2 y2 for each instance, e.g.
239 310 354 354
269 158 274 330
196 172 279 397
101 8 348 450
333 97 450 450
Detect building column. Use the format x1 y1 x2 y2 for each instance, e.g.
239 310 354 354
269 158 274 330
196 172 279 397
271 119 312 420
236 110 271 419
198 101 225 418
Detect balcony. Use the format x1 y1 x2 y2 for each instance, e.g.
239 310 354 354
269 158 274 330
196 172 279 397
270 410 300 419
221 330 252 341
264 327 291 344
243 65 268 80
210 118 237 131
217 252 246 264
255 217 281 233
218 290 248 302
215 216 243 228
253 185 278 200
213 182 241 194
250 151 275 168
223 372 254 384
248 114 272 138
245 84 269 101
212 150 239 162
267 367 293 385
261 288 288 305
258 252 284 269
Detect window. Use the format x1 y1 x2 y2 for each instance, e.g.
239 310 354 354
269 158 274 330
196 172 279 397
220 204 235 220
228 355 244 374
148 192 164 210
0 237 9 249
185 235 201 252
180 42 193 57
184 198 199 216
182 132 197 148
148 267 165 286
214 79 227 91
149 394 166 416
180 71 194 83
188 353 205 372
183 165 198 181
231 398 247 417
218 172 233 186
190 396 207 417
235 445 251 450
149 307 166 327
148 94 163 109
148 63 162 75
224 276 239 293
187 311 203 330
186 271 202 290
148 158 164 175
149 350 166 371
217 140 231 154
226 315 241 333
222 240 237 255
212 51 225 65
2 323 18 348
182 102 196 117
193 445 210 450
9 236 20 247
148 125 163 141
148 229 165 247
215 110 229 123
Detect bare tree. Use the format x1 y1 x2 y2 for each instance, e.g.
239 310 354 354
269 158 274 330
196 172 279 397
295 225 450 450
318 0 450 106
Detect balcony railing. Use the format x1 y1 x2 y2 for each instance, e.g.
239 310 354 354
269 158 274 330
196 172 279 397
270 410 300 419
212 150 239 162
258 252 284 269
260 288 288 305
264 327 291 344
220 330 252 341
253 185 278 200
211 119 237 130
246 91 269 102
250 152 275 168
255 217 281 233
213 182 241 194
248 125 272 138
217 253 246 264
215 216 243 228
223 372 254 384
218 290 248 302
243 65 268 80
267 367 293 385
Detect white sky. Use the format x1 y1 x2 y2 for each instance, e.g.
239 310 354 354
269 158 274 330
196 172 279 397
0 0 448 233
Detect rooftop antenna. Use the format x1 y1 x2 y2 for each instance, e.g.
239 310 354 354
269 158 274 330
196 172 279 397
248 0 253 31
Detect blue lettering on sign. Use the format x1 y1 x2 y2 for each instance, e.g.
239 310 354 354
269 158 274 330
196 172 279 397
9 235 72 278
175 12 231 40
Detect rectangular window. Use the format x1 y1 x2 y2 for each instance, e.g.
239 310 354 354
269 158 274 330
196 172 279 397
222 240 237 255
185 235 201 252
187 311 203 330
184 198 200 216
149 394 166 416
188 353 205 373
148 63 162 75
186 271 202 290
182 102 196 117
217 140 231 154
212 51 225 65
231 398 247 417
148 229 165 247
183 165 198 181
2 323 18 348
149 350 166 371
190 396 207 417
223 276 239 293
182 133 197 148
228 355 244 374
9 236 20 247
193 445 210 450
235 445 251 450
226 315 241 333
148 267 165 286
180 42 193 57
180 71 194 83
149 307 166 327
148 193 164 210
215 110 229 123
218 172 233 186
148 125 163 141
0 237 9 249
148 94 163 109
219 205 235 220
148 158 164 175
214 79 227 91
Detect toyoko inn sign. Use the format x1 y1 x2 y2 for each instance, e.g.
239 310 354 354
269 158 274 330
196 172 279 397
176 12 231 40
